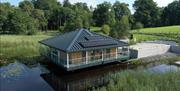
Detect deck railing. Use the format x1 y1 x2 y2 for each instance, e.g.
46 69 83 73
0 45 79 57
68 52 129 67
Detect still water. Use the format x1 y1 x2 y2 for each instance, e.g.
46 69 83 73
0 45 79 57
0 61 179 91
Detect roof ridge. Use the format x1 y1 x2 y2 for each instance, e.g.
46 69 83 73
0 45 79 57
66 29 83 51
84 29 93 36
93 32 127 44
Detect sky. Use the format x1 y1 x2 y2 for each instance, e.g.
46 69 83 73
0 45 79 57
0 0 175 13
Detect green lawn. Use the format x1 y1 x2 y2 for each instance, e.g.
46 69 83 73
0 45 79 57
90 27 101 32
131 25 180 44
133 34 161 43
132 25 180 33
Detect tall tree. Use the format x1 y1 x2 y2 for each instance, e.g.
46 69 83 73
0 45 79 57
113 1 131 20
73 2 92 28
110 16 130 39
133 0 161 27
31 9 47 31
32 0 58 10
32 0 59 30
63 0 72 8
8 9 38 34
0 3 14 32
162 0 180 25
19 0 34 14
93 2 115 27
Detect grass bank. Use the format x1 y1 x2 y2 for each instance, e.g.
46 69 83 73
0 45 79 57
131 26 180 44
0 31 58 66
91 70 180 91
132 25 180 33
91 56 180 91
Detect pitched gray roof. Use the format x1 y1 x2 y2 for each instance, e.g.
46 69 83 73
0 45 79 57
40 29 128 52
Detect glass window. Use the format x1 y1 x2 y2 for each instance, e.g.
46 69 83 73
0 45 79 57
51 48 58 64
106 48 110 54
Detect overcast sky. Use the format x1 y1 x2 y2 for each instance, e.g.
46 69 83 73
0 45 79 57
1 0 175 13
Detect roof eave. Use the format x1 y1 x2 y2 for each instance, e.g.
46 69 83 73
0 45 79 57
39 41 68 53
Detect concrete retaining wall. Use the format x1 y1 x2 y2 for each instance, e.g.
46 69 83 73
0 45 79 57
130 43 171 59
137 44 170 58
170 46 180 54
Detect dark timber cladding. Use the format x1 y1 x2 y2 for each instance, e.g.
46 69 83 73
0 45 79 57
40 29 128 52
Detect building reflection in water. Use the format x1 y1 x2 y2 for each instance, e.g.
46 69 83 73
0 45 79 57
41 61 176 91
41 62 131 91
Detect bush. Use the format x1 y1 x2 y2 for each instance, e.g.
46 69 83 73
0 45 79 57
8 9 38 35
133 22 143 30
58 26 64 33
101 24 110 35
110 16 130 39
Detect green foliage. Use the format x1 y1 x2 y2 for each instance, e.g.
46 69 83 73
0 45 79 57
63 0 72 8
8 9 38 34
133 34 161 43
130 25 180 43
101 24 110 35
162 0 180 25
133 22 143 30
32 0 58 10
133 0 161 27
93 2 115 26
30 9 47 31
19 0 34 14
132 26 180 33
113 1 131 20
91 70 180 91
0 32 54 65
0 3 14 32
110 16 130 39
131 59 141 65
63 17 84 32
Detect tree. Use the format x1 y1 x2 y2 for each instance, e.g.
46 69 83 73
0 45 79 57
32 0 59 30
162 0 180 25
73 2 90 12
64 17 83 32
93 2 115 26
31 9 47 31
73 2 92 29
101 24 110 35
0 3 14 32
113 1 131 20
110 16 130 39
9 9 38 34
133 22 143 30
32 0 58 10
133 0 161 27
63 0 72 8
19 0 34 14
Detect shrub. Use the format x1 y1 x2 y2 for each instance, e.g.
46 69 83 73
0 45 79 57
101 24 110 35
133 22 143 30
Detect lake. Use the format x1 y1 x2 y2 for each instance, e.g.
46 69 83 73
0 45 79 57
0 61 179 91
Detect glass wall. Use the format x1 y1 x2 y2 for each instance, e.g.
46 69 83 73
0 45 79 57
51 48 58 64
88 50 102 63
56 47 129 68
59 51 67 66
69 52 86 67
103 48 117 61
